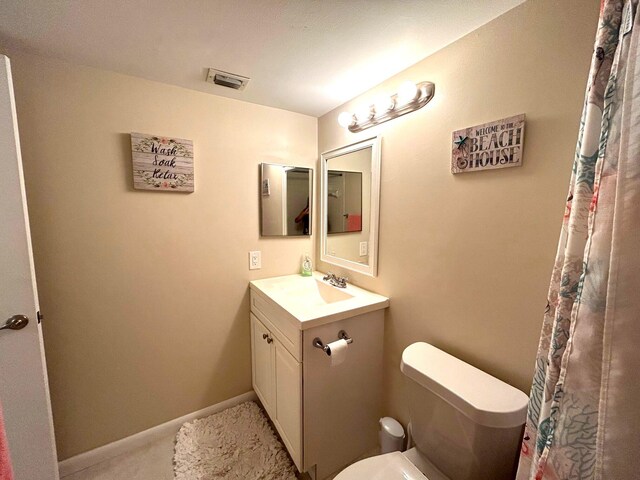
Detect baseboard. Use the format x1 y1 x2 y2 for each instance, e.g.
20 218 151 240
58 390 257 478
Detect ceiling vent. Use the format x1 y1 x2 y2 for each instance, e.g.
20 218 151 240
206 68 250 91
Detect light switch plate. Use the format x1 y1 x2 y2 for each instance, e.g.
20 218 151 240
359 242 368 256
249 251 261 270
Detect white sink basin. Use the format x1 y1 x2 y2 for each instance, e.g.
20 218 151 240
250 271 389 329
313 279 354 304
263 277 354 305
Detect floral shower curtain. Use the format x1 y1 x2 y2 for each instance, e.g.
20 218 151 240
517 1 640 479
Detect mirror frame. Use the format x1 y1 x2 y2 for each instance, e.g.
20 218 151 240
320 136 381 277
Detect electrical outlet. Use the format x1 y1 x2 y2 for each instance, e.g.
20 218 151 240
249 251 261 270
359 242 368 257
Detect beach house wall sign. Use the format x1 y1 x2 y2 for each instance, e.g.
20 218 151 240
451 114 525 174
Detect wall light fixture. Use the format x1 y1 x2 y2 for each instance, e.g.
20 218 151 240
337 80 435 132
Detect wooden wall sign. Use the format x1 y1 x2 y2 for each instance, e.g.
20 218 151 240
451 114 525 174
131 133 194 192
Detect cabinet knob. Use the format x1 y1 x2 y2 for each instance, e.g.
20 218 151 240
262 333 269 340
266 337 273 344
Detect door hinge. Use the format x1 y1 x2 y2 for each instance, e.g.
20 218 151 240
37 311 43 324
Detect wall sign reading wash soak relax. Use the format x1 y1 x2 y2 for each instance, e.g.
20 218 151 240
451 114 525 174
131 132 194 192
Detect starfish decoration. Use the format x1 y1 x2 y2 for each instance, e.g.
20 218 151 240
454 135 468 150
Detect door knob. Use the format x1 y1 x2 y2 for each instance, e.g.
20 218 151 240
1 314 29 331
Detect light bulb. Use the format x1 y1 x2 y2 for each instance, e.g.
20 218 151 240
374 96 394 116
397 81 418 105
355 105 373 123
338 111 354 128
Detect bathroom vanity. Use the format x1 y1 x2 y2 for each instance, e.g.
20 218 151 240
249 272 389 479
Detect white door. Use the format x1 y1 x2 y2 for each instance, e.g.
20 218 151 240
0 55 59 480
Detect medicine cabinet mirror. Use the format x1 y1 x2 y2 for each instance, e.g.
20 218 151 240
321 136 381 276
260 164 313 237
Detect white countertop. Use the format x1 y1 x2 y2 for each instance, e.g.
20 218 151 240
250 271 389 330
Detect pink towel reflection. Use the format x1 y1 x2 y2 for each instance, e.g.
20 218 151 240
0 402 13 480
346 214 361 232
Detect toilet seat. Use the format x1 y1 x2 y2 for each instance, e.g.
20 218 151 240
333 451 428 480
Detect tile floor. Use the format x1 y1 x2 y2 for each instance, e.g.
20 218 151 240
59 433 351 480
60 434 175 480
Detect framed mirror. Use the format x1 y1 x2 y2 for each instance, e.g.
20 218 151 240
260 163 313 237
321 136 381 276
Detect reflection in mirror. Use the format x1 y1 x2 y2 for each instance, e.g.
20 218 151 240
327 171 362 234
321 137 380 277
326 148 371 265
260 164 312 237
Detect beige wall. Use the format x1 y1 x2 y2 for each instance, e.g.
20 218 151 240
317 0 600 424
7 53 317 459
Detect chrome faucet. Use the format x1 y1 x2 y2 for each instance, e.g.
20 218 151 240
322 272 348 288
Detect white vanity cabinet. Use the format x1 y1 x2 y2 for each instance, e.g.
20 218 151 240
249 273 389 480
250 313 302 470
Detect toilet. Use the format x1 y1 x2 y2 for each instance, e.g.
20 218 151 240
335 342 529 480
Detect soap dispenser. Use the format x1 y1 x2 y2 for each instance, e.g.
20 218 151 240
301 253 312 276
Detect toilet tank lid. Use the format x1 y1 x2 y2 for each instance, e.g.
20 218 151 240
400 342 529 428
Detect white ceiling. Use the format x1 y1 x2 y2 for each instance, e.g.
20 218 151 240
0 0 524 117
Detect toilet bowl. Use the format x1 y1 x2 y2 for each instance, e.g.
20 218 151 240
334 451 426 480
334 342 528 480
334 448 449 480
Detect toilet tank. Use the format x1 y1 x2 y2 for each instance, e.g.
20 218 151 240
400 343 528 480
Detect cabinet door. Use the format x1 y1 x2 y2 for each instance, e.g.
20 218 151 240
274 339 302 471
251 314 274 416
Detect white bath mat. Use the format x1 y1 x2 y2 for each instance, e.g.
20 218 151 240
173 401 297 480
